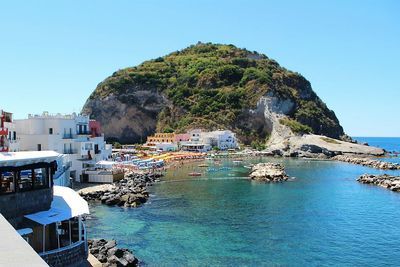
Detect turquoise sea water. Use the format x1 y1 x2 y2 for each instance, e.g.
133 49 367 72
87 138 400 266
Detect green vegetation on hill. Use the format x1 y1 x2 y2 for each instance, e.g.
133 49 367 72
88 42 344 143
279 118 313 134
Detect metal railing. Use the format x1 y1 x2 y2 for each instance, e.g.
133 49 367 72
39 240 84 257
63 149 77 154
82 220 87 253
62 134 76 139
77 131 91 135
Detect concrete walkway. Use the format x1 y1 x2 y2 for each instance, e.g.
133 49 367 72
87 253 102 267
0 214 48 267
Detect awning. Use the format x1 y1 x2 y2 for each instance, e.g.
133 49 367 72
96 160 117 169
0 150 60 167
17 228 33 236
25 186 89 225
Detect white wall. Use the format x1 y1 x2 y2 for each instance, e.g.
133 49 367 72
14 114 111 183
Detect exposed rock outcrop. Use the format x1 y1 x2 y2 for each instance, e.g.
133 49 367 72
266 135 385 158
79 172 161 208
332 155 400 170
88 239 139 267
249 163 289 182
357 174 400 192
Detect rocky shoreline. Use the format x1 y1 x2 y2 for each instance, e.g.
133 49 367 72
249 163 290 182
79 172 162 208
332 155 400 170
357 174 400 192
88 239 139 267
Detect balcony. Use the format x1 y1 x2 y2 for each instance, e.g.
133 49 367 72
77 131 91 135
62 134 76 139
63 149 77 154
0 128 8 136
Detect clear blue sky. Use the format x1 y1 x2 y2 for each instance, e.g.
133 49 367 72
0 0 399 137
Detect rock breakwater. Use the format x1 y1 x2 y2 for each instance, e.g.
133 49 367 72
332 155 400 170
88 239 139 267
357 174 400 192
249 163 289 182
79 172 161 208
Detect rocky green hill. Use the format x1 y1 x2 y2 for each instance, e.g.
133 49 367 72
82 42 344 145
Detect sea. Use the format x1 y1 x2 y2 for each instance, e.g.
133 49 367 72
86 137 400 266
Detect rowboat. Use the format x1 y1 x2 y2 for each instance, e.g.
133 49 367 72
188 172 202 176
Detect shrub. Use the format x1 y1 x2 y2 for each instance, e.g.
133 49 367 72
279 118 313 134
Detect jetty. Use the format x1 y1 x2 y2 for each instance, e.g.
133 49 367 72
332 155 400 170
358 174 400 192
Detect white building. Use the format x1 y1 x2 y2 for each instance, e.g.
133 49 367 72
15 112 111 182
185 129 238 151
155 143 178 152
202 130 238 150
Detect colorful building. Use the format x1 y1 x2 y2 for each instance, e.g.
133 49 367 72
0 109 19 152
146 133 176 144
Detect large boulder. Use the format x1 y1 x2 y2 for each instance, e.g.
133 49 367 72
249 163 290 182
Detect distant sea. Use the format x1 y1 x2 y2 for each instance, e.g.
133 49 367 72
87 137 400 266
353 137 400 153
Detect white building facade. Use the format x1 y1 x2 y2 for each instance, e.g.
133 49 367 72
202 130 238 150
15 112 111 182
185 129 238 151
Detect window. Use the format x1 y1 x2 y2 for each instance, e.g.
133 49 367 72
84 143 93 150
0 171 15 194
33 168 48 189
13 131 16 140
49 128 53 135
37 144 42 151
18 170 33 192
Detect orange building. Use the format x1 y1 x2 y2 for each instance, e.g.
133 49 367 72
146 133 176 144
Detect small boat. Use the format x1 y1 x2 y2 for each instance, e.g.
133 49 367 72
188 172 202 176
198 164 209 167
232 160 243 164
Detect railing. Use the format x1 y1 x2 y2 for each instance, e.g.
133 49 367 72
63 149 77 154
77 131 91 135
82 220 87 253
39 240 84 257
0 128 8 136
62 134 76 139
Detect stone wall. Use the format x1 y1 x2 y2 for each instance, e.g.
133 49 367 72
0 188 53 227
40 241 87 267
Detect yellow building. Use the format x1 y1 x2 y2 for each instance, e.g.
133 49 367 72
146 133 176 144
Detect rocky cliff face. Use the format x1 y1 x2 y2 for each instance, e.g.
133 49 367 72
82 43 344 144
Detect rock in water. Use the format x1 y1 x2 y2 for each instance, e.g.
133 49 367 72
358 174 400 192
249 163 289 182
333 155 400 170
88 239 139 267
79 172 161 208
